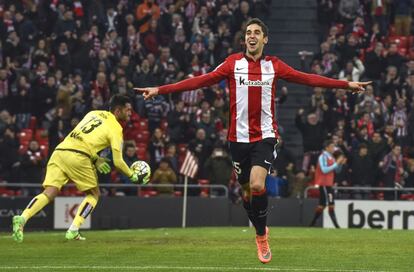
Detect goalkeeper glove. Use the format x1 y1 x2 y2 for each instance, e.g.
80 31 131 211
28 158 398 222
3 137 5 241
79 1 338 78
94 157 111 174
129 173 150 184
130 172 139 183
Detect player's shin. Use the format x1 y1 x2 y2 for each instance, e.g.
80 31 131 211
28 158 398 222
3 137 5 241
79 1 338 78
251 188 268 236
21 193 51 223
328 205 340 228
69 194 98 231
310 205 324 226
242 196 258 229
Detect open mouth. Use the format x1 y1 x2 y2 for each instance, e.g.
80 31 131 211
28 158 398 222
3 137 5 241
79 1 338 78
248 40 257 46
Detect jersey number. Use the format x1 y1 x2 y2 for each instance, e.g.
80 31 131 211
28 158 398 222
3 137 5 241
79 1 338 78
80 116 102 134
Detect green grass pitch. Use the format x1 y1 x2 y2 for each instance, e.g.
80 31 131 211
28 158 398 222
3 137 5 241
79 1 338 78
1 227 413 271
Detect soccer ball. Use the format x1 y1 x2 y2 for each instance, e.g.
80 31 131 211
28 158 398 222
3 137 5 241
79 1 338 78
130 160 151 184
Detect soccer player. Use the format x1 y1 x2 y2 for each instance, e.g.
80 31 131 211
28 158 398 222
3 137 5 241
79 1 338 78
135 18 370 263
12 95 143 242
310 140 346 228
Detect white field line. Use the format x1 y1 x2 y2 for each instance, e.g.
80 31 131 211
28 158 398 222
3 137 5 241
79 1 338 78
0 266 393 272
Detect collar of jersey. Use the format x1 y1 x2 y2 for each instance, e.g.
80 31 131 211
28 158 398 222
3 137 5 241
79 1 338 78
243 53 266 62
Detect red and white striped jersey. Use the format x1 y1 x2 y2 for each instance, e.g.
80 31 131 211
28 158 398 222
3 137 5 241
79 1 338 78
159 53 349 143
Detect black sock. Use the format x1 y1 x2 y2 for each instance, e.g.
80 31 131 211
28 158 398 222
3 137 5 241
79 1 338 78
242 197 257 229
310 206 324 226
328 206 340 228
251 189 268 236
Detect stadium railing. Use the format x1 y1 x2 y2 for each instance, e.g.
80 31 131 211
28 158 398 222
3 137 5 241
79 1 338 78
0 182 229 198
304 185 414 200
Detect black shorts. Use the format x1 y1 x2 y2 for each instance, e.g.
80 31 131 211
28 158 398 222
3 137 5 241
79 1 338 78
228 137 278 185
319 186 335 206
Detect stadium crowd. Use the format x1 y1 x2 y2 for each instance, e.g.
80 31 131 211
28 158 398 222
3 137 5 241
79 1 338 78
0 0 412 201
288 0 414 200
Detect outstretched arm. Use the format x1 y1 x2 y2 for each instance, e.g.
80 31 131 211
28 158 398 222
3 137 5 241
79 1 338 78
135 60 230 100
276 59 371 93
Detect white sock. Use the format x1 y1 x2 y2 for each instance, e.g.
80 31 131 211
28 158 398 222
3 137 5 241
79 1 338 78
69 223 79 232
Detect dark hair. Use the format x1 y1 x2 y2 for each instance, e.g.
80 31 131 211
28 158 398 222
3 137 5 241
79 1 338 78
323 139 335 149
333 150 343 159
109 94 131 112
359 143 368 150
245 18 268 37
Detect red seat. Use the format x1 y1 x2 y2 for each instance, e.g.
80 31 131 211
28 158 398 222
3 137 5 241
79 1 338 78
124 127 139 141
28 116 37 130
19 129 33 143
173 191 183 197
136 149 147 160
19 144 29 155
130 112 141 123
135 131 150 143
198 179 210 196
40 144 49 157
398 48 407 56
388 36 409 49
136 143 147 151
137 119 148 131
35 129 48 144
409 35 414 48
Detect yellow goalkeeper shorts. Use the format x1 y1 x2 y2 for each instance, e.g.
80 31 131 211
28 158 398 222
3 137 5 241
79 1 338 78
42 149 98 192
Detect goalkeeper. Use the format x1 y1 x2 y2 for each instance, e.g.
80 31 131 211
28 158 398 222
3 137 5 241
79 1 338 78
12 94 147 242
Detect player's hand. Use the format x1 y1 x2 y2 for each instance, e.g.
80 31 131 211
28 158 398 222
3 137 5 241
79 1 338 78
129 172 139 183
95 157 111 174
129 172 150 184
347 81 372 94
134 87 159 100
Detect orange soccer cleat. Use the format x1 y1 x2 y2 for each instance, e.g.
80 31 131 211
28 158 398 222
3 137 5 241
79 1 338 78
255 226 272 263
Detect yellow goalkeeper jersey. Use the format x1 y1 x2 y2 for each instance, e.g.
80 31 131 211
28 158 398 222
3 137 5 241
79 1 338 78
57 110 123 156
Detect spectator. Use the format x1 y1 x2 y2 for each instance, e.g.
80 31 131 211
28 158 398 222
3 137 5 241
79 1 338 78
357 112 374 138
120 143 138 196
148 128 166 170
394 0 412 36
0 69 11 111
195 111 216 142
296 109 326 172
204 146 233 196
273 138 296 181
188 128 213 178
4 31 26 65
12 75 32 130
385 43 405 71
0 126 20 183
364 42 386 81
14 11 37 44
327 88 350 130
135 0 160 34
368 132 389 185
338 0 360 24
20 140 46 195
55 42 72 76
370 0 390 36
380 144 404 200
167 100 191 144
165 143 179 174
54 8 76 38
391 99 408 146
144 94 169 133
36 75 57 122
151 158 177 195
338 58 365 82
349 144 374 198
310 87 328 121
405 159 414 188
